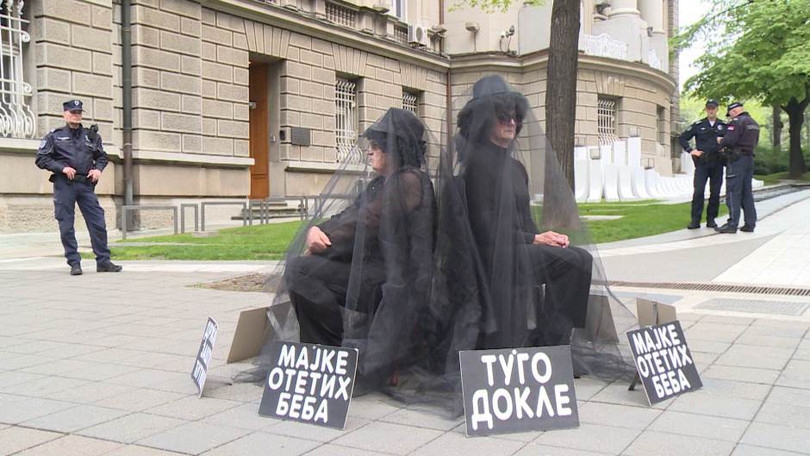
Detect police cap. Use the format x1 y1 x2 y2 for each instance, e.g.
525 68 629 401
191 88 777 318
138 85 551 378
63 100 84 112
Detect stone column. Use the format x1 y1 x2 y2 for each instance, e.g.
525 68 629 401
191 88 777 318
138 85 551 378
608 0 639 17
638 0 664 33
639 0 667 71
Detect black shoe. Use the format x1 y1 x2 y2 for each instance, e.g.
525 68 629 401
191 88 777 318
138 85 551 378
70 264 82 276
715 224 737 234
687 222 700 230
740 225 755 232
706 220 718 228
97 262 123 272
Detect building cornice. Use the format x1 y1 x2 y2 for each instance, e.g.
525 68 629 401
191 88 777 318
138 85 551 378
449 50 676 94
201 0 451 72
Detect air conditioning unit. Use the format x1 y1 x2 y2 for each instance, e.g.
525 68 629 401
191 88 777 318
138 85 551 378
408 24 429 47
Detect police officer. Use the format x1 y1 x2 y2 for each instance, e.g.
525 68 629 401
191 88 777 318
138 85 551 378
35 100 122 275
679 99 726 229
715 101 759 234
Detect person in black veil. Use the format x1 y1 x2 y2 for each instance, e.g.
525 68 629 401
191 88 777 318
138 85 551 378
421 75 636 400
256 107 436 391
457 75 593 349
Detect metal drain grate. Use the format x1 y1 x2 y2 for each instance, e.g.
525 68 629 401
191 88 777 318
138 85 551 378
695 298 810 316
607 281 810 297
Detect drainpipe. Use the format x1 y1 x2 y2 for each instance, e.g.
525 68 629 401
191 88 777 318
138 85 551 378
121 0 133 227
440 0 452 156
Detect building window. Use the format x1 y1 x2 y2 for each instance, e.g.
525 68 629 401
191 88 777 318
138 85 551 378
335 78 361 163
402 91 419 117
391 0 406 21
597 97 619 145
0 0 34 139
657 105 667 145
326 2 357 29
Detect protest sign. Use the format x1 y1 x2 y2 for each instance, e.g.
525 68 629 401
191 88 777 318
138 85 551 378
191 317 218 397
626 321 702 405
258 341 358 429
460 345 579 436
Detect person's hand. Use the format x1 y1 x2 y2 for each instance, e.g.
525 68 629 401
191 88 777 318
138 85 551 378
717 137 723 144
690 150 703 157
62 166 76 179
533 231 569 248
87 169 101 183
305 226 331 254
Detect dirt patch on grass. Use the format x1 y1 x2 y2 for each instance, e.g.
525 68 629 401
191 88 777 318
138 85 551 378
199 273 280 292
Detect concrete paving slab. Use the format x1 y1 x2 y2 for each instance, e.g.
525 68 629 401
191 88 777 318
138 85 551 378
533 423 640 454
331 422 443 455
200 432 321 456
77 412 186 444
22 404 128 433
740 422 810 454
0 426 62 456
136 421 252 455
409 432 525 456
622 431 735 456
775 359 810 389
646 410 749 442
11 434 123 456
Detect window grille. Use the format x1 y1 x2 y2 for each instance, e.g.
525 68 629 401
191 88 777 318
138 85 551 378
335 78 361 163
0 1 34 139
402 91 418 116
597 97 619 145
326 2 356 28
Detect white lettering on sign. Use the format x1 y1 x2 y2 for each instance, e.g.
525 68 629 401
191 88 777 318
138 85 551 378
629 322 699 401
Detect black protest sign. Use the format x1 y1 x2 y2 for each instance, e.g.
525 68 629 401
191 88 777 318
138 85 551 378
258 341 358 429
191 317 218 397
460 345 579 436
626 321 702 405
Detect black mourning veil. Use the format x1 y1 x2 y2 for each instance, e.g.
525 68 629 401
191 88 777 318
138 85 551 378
243 80 637 416
409 75 638 413
249 107 437 391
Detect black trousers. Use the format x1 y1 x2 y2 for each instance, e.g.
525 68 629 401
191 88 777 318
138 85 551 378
528 244 593 339
53 176 111 266
691 161 724 224
725 155 757 228
285 254 384 346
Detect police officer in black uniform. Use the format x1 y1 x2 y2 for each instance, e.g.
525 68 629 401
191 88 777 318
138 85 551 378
35 100 122 275
679 99 726 229
716 101 759 234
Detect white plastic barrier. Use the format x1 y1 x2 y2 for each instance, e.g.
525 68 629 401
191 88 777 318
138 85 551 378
612 141 627 166
617 166 638 200
627 137 642 167
645 169 662 199
603 164 620 202
574 146 588 162
574 159 590 202
631 167 651 199
600 144 613 166
587 160 604 203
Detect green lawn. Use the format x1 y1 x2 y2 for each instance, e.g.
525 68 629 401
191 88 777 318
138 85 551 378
754 171 810 186
106 221 302 261
580 200 727 244
103 200 719 260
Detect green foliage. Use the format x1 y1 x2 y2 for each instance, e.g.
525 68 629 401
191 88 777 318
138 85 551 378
676 0 810 108
449 0 543 13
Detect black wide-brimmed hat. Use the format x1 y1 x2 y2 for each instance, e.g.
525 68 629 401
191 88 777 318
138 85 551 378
457 75 529 140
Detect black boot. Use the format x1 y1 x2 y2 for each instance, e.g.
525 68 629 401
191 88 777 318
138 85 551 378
706 219 718 228
687 221 700 230
97 261 123 272
715 223 737 234
70 264 82 276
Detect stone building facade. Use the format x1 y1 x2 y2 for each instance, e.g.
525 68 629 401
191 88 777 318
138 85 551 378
0 0 678 233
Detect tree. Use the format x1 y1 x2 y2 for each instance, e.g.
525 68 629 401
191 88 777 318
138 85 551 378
452 0 579 190
675 0 810 177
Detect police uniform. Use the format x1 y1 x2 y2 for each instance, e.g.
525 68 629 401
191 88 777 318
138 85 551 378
35 100 121 274
717 102 759 233
679 101 726 228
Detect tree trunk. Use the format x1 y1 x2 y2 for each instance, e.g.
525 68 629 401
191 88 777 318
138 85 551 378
783 93 809 178
772 104 783 149
545 0 580 192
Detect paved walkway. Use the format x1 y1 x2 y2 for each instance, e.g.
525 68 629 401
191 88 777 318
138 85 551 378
1 192 810 455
